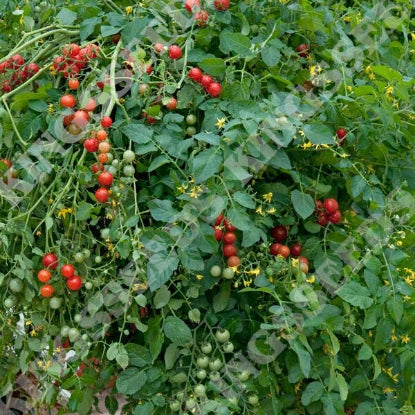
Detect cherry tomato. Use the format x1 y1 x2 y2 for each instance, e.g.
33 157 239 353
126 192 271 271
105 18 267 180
68 78 79 90
269 243 281 256
188 67 202 82
42 253 58 269
72 110 90 127
84 138 99 153
37 269 51 283
61 264 75 279
168 45 182 59
329 210 342 224
98 171 114 187
185 0 200 12
336 127 347 146
40 284 54 298
98 141 111 153
227 255 240 267
223 244 237 257
165 97 177 110
96 129 108 141
101 116 113 128
215 213 224 226
223 232 236 244
290 243 302 257
95 187 109 203
324 198 339 215
194 10 209 26
154 43 164 53
82 97 96 112
214 226 223 241
98 153 109 163
67 275 82 291
214 0 230 10
277 245 290 258
271 225 287 242
207 82 221 97
200 74 213 87
224 219 236 232
296 43 310 58
60 94 76 108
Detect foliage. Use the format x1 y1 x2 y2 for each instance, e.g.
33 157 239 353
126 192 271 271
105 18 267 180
0 0 414 414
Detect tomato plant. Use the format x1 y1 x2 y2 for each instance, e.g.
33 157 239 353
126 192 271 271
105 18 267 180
0 0 414 414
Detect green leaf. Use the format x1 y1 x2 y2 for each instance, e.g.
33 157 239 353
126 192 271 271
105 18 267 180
163 316 192 346
291 340 311 377
122 17 150 44
121 123 153 143
164 343 180 370
192 147 223 183
87 292 103 316
80 17 102 41
135 402 154 415
301 381 324 406
125 344 152 368
336 282 374 309
351 175 367 198
387 296 403 324
371 65 402 81
358 344 372 360
153 285 171 309
213 281 231 313
220 31 252 57
291 190 315 219
124 215 139 228
76 202 93 221
148 199 177 223
116 368 147 395
336 373 348 401
147 251 179 291
198 58 226 78
146 317 164 360
56 8 77 25
116 344 129 369
303 123 334 145
188 308 201 323
101 25 121 37
148 155 170 172
233 191 255 209
261 38 283 67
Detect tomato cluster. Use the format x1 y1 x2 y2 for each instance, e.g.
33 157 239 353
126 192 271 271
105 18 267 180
53 43 99 78
0 54 39 93
38 253 83 300
188 67 222 97
315 198 342 226
213 213 240 267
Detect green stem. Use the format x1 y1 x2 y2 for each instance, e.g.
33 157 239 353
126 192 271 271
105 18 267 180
1 98 27 147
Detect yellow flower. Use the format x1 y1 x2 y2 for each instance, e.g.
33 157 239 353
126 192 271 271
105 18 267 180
125 6 133 14
255 206 265 216
306 275 315 283
383 387 394 393
188 185 203 199
401 334 410 344
309 65 322 77
301 141 312 149
223 137 231 143
262 192 273 203
369 73 376 80
243 278 252 287
36 231 42 236
25 320 32 326
339 152 350 158
57 207 74 220
54 347 62 354
298 129 305 137
391 328 398 342
246 268 260 276
266 207 276 214
30 329 37 336
132 283 148 292
343 16 351 22
177 184 188 194
215 117 227 129
385 85 394 96
48 104 55 114
196 274 204 281
396 240 403 246
49 198 54 204
411 33 415 41
294 381 302 393
364 66 372 73
291 258 299 267
346 86 353 92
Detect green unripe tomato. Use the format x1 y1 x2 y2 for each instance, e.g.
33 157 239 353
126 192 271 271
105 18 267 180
196 369 207 380
169 401 181 412
74 314 82 323
74 252 84 263
186 126 196 136
210 265 222 277
194 384 206 397
248 394 259 405
123 165 135 177
185 398 196 410
107 166 117 176
186 114 197 125
106 153 114 163
228 396 239 406
238 369 250 381
101 228 110 239
222 341 234 353
209 357 223 371
9 278 24 293
95 255 102 264
81 333 88 341
222 267 234 280
196 355 209 368
82 248 90 258
209 371 221 381
215 328 230 343
111 159 120 168
200 342 213 354
123 150 135 163
84 281 93 290
49 297 62 309
68 328 80 342
4 297 17 308
60 326 70 337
